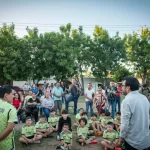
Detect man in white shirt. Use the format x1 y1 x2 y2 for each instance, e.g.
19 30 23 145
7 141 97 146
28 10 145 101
84 83 95 116
118 77 150 150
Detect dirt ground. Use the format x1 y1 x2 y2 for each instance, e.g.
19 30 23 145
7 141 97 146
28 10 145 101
15 102 104 150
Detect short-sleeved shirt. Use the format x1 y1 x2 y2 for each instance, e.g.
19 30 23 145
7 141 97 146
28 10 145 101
103 130 119 142
22 125 36 137
85 88 95 101
12 99 21 109
42 98 54 107
101 117 114 126
75 113 81 120
35 121 49 130
0 100 17 150
77 126 89 139
70 85 79 97
48 116 59 126
114 118 121 125
60 131 72 143
28 98 41 107
52 87 63 101
99 115 105 123
25 95 32 102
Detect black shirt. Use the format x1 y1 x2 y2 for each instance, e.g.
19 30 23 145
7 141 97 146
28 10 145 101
28 98 41 108
58 116 72 134
70 85 78 97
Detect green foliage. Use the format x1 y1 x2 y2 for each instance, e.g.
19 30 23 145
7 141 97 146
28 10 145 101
125 27 150 83
113 66 132 82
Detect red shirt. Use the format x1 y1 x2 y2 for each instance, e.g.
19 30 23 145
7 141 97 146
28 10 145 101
13 99 21 109
116 87 122 97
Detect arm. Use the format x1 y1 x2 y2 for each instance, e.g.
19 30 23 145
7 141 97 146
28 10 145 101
103 139 111 144
119 100 131 143
17 102 22 112
0 122 15 141
69 117 72 131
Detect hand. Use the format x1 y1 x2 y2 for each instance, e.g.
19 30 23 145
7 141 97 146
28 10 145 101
117 137 124 146
64 143 67 148
42 129 46 132
33 102 37 105
69 144 72 147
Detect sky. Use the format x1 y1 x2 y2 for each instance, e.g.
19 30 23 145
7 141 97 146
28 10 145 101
0 0 150 37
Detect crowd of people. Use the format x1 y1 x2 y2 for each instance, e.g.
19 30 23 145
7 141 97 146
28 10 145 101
0 77 150 150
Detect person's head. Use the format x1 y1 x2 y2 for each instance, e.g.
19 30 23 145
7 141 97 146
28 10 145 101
116 112 121 120
122 77 139 95
61 81 64 85
110 81 115 87
72 78 76 85
91 113 97 121
147 93 150 100
32 92 36 99
56 82 60 88
97 87 102 94
105 111 111 118
117 83 121 87
0 86 15 103
28 90 32 96
44 81 46 86
81 112 88 120
62 110 68 119
39 115 46 123
101 109 105 116
32 84 36 88
79 108 84 114
106 122 114 132
45 92 50 98
25 117 32 126
88 83 92 90
142 84 147 90
62 123 69 132
50 108 56 117
79 118 87 127
14 92 20 100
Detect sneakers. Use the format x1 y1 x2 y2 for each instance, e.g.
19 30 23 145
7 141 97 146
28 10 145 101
56 145 61 149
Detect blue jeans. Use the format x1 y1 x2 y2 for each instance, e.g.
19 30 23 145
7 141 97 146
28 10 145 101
108 100 116 119
66 95 79 115
86 101 93 116
116 97 121 112
43 108 50 119
62 93 66 103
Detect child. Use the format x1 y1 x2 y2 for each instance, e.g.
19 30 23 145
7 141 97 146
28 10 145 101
74 111 87 128
48 108 59 132
88 113 100 135
77 118 95 146
57 110 72 140
35 115 51 137
19 117 42 145
56 123 72 150
74 108 84 127
101 112 113 130
99 109 106 123
101 122 119 149
113 112 121 132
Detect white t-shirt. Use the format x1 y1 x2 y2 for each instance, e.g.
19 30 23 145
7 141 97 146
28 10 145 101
85 88 95 102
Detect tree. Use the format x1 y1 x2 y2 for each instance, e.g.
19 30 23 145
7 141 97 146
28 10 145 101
125 27 150 84
90 26 126 83
0 24 31 83
113 66 132 82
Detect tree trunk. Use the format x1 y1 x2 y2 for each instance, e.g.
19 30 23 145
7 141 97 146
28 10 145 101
79 63 84 95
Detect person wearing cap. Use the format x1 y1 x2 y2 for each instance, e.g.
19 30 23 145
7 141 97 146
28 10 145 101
19 117 42 145
35 115 52 137
0 86 17 150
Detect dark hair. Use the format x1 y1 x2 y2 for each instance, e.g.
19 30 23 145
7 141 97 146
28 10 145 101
107 121 114 126
125 77 139 91
81 112 87 116
92 113 97 117
101 109 105 114
143 84 147 88
51 108 55 112
79 118 87 125
105 111 111 116
40 115 46 118
25 117 32 121
88 83 92 85
62 109 68 114
79 108 84 111
63 123 69 127
14 92 21 101
116 112 121 116
0 85 12 98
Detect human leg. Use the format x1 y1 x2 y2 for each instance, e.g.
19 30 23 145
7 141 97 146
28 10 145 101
124 141 137 150
89 102 93 116
43 108 50 119
65 95 73 113
74 96 78 115
58 100 62 116
86 101 89 115
33 108 39 123
111 101 116 119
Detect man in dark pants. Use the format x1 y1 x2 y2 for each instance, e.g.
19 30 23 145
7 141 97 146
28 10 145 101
118 77 150 150
66 78 81 115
